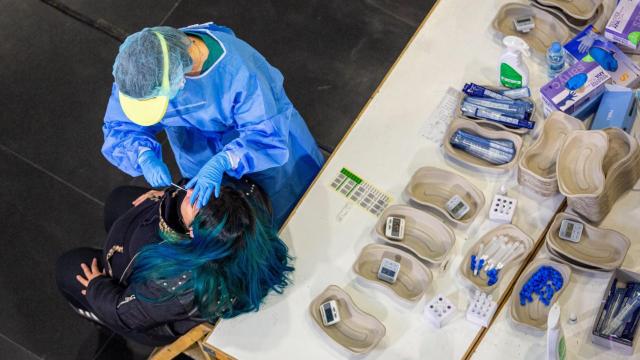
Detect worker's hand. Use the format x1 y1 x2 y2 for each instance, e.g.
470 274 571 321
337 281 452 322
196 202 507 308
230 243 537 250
185 154 231 208
76 258 105 296
132 189 165 207
138 151 172 188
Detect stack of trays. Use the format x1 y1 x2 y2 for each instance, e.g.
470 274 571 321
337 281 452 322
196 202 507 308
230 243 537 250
557 128 640 223
545 213 631 272
518 112 585 196
530 0 615 33
492 3 572 55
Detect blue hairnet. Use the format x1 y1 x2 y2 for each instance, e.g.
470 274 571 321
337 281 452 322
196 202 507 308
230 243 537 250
113 26 193 99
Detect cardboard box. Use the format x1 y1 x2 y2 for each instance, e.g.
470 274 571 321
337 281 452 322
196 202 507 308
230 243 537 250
540 61 611 117
592 268 640 356
565 25 640 88
605 0 640 50
592 85 637 132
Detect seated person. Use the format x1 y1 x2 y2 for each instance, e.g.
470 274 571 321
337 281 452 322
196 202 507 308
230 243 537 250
55 178 293 346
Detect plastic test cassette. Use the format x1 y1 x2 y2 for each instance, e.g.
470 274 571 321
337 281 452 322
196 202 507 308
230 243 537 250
445 194 470 220
385 216 405 240
320 300 341 326
559 219 583 243
377 257 401 284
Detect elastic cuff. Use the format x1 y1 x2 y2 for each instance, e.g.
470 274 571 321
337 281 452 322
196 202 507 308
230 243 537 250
224 152 239 170
137 148 154 164
85 276 110 298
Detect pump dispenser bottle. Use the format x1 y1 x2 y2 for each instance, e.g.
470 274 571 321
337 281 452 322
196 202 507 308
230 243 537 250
499 36 530 88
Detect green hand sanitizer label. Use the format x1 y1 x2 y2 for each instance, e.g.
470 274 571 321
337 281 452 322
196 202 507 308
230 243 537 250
500 63 523 88
558 336 566 360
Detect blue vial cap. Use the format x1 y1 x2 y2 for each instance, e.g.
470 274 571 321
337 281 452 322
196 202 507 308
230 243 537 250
551 42 562 52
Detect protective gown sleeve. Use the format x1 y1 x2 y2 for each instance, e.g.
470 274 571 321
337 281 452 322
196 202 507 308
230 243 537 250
221 68 291 177
101 84 164 177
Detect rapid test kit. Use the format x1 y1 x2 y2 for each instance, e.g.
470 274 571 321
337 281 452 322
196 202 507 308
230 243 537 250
540 61 612 118
605 0 640 52
564 25 640 89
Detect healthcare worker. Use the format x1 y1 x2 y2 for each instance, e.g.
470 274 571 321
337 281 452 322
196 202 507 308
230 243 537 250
102 23 324 227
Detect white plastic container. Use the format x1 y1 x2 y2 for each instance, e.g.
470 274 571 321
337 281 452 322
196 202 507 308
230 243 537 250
499 36 530 88
547 303 567 360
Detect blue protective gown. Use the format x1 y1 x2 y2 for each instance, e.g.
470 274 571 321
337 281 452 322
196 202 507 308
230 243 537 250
102 22 325 227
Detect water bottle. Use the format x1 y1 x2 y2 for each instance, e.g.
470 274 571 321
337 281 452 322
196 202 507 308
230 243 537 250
547 42 565 79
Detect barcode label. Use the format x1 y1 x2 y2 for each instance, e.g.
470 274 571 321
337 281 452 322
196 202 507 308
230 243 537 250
329 168 391 217
421 87 461 143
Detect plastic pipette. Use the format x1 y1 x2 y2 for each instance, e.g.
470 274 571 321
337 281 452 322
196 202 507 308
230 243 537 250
493 243 524 271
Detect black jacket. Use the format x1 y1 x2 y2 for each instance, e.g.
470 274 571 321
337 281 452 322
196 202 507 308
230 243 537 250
85 177 272 346
86 188 201 345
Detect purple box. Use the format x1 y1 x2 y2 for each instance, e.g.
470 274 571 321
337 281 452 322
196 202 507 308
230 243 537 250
605 0 640 50
540 61 611 117
564 25 640 88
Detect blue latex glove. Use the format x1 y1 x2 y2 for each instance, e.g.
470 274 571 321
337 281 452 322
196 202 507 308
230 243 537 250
186 154 231 208
138 150 172 188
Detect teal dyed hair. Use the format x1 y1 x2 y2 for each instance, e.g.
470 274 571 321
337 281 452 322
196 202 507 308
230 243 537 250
130 186 293 321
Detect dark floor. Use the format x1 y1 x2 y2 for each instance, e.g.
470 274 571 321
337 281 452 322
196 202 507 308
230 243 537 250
0 0 435 359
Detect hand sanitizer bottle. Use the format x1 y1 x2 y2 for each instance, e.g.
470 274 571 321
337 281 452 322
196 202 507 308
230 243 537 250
547 41 565 79
547 303 567 360
499 36 530 89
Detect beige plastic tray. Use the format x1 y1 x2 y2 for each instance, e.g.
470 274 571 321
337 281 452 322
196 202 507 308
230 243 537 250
492 3 572 55
556 130 608 197
531 1 609 32
353 244 433 302
444 118 524 171
309 285 386 354
518 112 585 196
546 213 630 271
559 129 640 222
536 0 601 20
459 224 534 293
404 166 485 225
545 242 605 272
374 204 456 263
509 259 572 330
602 128 640 183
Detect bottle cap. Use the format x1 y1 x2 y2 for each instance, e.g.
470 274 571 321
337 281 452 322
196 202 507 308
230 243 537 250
551 41 562 52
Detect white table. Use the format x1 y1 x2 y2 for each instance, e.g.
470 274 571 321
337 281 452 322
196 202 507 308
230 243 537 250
471 188 640 360
205 0 570 358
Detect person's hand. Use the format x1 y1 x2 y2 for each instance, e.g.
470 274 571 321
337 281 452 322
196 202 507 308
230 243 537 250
132 189 165 207
138 151 172 188
76 258 105 296
185 154 231 208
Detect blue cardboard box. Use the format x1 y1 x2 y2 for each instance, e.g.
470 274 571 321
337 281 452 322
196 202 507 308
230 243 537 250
591 84 637 132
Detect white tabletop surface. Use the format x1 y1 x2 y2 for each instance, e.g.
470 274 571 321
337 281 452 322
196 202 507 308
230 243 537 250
203 0 612 358
471 188 640 360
